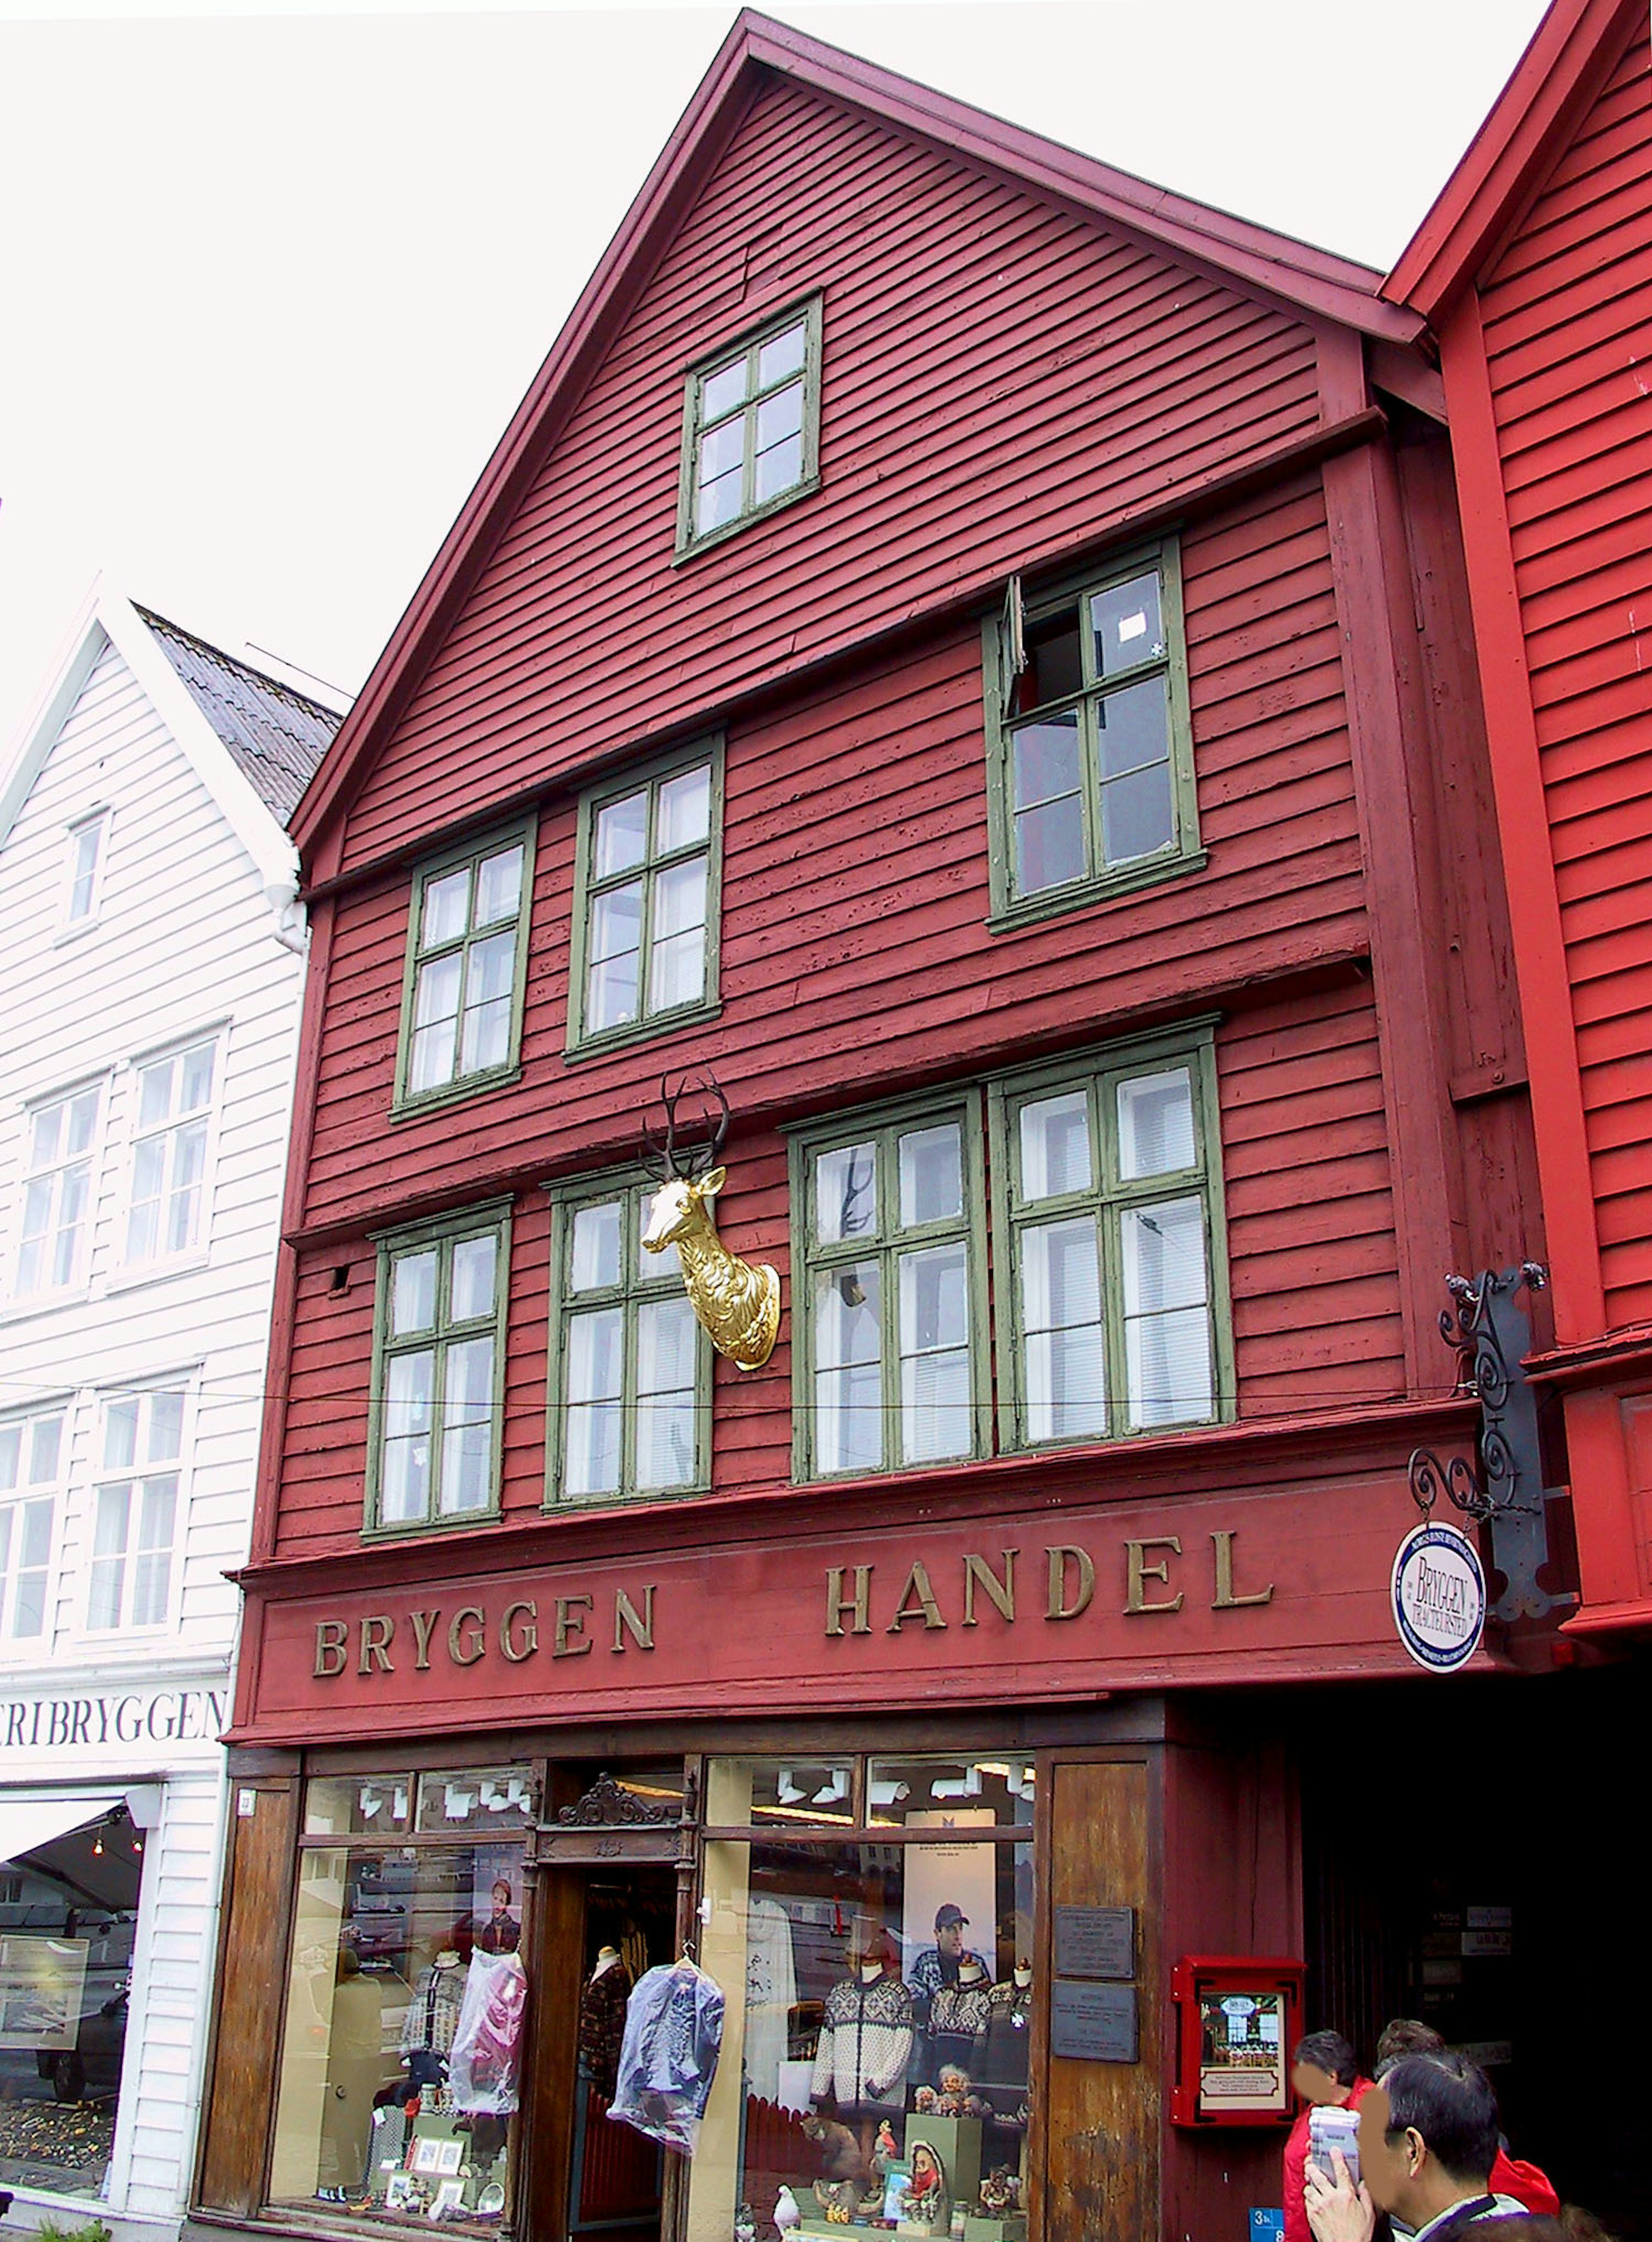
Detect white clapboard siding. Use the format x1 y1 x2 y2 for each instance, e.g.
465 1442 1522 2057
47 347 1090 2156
0 601 326 2239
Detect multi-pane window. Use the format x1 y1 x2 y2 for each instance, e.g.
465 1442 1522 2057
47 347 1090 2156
395 826 534 1110
15 1083 101 1295
0 1407 63 1642
986 541 1199 922
990 1037 1224 1447
548 1176 707 1503
677 299 822 554
126 1038 216 1263
569 745 721 1050
87 1389 184 1631
369 1208 510 1530
62 811 109 930
791 1102 986 1479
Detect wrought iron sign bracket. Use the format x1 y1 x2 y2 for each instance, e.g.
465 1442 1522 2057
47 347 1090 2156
1408 1263 1562 1623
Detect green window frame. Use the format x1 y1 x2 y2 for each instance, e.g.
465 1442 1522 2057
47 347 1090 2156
675 297 823 559
987 1024 1231 1452
365 1202 511 1536
567 738 724 1056
392 820 536 1116
786 1093 990 1483
983 537 1202 928
544 1170 711 1506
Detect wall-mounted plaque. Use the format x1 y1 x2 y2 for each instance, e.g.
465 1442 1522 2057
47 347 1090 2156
1050 1978 1138 2062
1054 1904 1135 1980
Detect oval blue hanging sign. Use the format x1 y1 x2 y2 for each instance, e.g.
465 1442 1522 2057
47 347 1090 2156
1391 1520 1486 1672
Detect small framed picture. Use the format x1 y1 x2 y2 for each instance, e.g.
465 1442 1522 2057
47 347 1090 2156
435 2140 464 2177
881 2161 911 2224
383 2174 416 2212
412 2139 447 2177
428 2179 466 2220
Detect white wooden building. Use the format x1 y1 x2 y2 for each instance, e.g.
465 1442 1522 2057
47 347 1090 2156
0 588 338 2239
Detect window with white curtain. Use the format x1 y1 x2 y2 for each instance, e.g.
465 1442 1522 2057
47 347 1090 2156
546 1173 708 1503
789 1098 986 1480
124 1037 218 1263
990 1034 1224 1447
14 1081 102 1296
86 1387 185 1631
0 1404 65 1643
368 1204 511 1531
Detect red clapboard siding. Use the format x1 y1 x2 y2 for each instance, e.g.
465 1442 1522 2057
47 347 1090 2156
298 474 1362 1236
273 982 1402 1561
332 74 1320 873
1478 25 1652 1328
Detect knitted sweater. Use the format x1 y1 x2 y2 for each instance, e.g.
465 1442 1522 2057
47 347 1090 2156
810 1974 914 2111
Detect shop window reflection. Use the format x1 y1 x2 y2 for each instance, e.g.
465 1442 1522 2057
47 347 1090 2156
688 1767 1033 2242
270 1769 530 2230
0 1805 144 2200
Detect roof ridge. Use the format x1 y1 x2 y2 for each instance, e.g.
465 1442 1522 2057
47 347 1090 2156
737 7 1387 294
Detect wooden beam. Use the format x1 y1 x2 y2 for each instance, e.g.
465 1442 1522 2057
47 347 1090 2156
1436 293 1606 1345
1322 434 1463 1392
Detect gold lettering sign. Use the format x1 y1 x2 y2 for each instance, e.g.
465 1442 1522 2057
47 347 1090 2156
1047 1545 1096 1620
1124 1537 1184 1616
1211 1529 1274 1609
818 1531 1275 1637
825 1564 873 1637
500 1601 538 1663
449 1608 486 1666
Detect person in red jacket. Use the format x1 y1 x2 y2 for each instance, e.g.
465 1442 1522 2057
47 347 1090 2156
1285 2030 1376 2242
1374 2022 1559 2220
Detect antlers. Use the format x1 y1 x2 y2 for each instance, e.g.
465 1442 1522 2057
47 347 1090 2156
641 1073 730 1182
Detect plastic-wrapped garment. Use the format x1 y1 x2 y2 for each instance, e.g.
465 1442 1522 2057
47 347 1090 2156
607 1958 725 2155
449 1948 528 2116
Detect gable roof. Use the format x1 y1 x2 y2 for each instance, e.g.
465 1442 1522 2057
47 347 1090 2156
1382 0 1646 319
0 583 339 898
291 6 1422 864
136 605 339 825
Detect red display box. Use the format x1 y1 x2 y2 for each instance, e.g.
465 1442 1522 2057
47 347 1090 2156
1169 1954 1305 2127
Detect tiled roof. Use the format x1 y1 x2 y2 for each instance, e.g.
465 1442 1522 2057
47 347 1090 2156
136 605 343 826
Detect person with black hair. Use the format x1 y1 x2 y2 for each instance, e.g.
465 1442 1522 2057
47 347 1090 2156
1284 2031 1375 2242
1304 2054 1529 2242
1373 2022 1557 2221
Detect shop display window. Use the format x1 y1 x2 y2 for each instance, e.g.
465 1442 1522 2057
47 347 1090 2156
0 1801 145 2199
270 1765 531 2229
688 1758 1034 2242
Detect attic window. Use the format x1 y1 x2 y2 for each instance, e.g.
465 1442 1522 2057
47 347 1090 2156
62 809 109 932
675 297 822 558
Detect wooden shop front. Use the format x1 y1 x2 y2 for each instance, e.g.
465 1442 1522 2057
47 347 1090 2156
189 1447 1465 2242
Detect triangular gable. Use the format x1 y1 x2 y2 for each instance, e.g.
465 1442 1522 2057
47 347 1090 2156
1383 0 1646 318
0 581 304 900
292 6 1421 866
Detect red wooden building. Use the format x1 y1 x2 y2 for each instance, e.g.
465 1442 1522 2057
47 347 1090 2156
187 15 1642 2242
1384 0 1652 1646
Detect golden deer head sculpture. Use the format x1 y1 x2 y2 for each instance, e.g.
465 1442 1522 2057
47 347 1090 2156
641 1076 780 1372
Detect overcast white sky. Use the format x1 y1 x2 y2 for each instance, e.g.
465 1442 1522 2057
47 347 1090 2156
0 0 1550 755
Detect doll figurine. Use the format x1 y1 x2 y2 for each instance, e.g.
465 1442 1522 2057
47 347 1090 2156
898 2142 948 2235
931 2065 991 2121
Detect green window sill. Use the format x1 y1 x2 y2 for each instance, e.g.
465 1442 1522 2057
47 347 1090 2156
361 1507 503 1544
987 847 1208 936
673 476 821 567
565 997 723 1064
389 1062 523 1123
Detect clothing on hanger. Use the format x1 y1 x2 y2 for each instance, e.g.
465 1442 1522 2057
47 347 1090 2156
608 1957 725 2154
743 1897 798 2103
579 1956 633 2098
